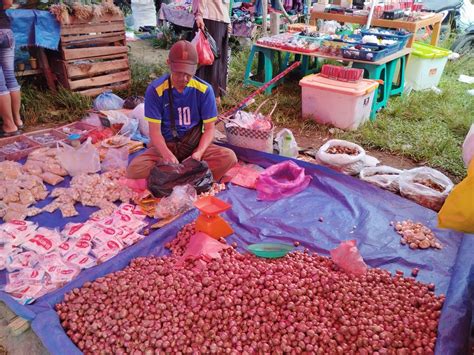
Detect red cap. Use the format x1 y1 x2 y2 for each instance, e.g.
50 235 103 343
168 40 198 76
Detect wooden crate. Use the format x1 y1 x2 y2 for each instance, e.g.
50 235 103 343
50 14 131 96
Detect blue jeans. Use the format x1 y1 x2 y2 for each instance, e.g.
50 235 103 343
0 29 20 96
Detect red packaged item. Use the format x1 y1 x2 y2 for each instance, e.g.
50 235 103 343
64 252 96 269
0 220 38 246
9 267 46 283
8 284 44 305
119 231 144 246
116 203 147 220
22 228 63 255
91 238 124 257
6 251 39 272
62 222 93 239
85 127 114 144
49 265 80 284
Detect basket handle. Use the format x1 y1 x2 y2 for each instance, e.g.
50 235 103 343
254 99 277 121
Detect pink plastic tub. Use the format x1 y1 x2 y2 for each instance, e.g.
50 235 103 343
299 74 379 131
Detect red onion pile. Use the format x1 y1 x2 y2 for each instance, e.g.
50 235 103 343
164 222 196 257
56 248 444 354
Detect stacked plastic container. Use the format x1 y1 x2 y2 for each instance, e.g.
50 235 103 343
405 41 451 90
299 65 379 131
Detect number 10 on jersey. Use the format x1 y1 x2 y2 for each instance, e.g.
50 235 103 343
178 107 191 126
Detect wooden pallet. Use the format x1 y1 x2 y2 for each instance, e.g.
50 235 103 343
49 14 131 96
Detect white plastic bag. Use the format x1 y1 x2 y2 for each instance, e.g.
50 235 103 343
56 138 101 177
462 124 474 167
132 103 149 138
101 147 130 172
155 185 197 219
276 129 299 158
399 167 454 211
359 166 403 193
317 139 366 175
131 0 157 31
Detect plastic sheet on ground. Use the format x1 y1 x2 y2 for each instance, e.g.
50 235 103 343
0 146 472 355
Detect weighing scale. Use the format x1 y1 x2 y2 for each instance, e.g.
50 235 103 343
194 196 233 239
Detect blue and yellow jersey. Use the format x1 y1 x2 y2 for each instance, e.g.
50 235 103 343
144 74 217 141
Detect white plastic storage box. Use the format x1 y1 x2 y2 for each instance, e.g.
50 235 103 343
299 74 379 130
405 41 451 91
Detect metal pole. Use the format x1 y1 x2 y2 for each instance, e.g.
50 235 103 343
262 0 268 35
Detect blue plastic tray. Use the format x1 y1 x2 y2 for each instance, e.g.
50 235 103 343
361 28 413 50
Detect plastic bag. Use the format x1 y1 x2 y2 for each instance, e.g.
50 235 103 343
132 103 148 138
191 30 214 66
224 162 264 189
147 159 213 198
102 147 130 172
438 159 474 233
203 28 219 59
317 139 366 175
93 91 124 110
255 161 312 201
155 185 197 219
119 118 139 138
56 138 101 177
177 232 231 269
81 113 102 127
399 167 454 211
330 240 367 277
359 166 403 193
276 129 299 158
462 124 474 167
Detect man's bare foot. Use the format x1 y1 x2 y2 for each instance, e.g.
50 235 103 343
14 118 23 128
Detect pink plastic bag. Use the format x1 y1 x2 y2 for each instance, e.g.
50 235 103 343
177 232 230 269
224 162 264 189
255 161 312 201
191 30 214 66
330 240 367 276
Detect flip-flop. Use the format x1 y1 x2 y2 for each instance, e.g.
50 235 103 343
16 125 24 130
0 130 21 138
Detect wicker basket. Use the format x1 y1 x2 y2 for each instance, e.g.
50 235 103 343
224 100 276 153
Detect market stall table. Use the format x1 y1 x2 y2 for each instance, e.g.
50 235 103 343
0 145 471 354
244 42 411 119
310 12 444 48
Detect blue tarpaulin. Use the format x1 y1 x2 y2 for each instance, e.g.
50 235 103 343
7 9 60 50
0 146 472 354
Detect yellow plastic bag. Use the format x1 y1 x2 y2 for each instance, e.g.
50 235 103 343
438 160 474 233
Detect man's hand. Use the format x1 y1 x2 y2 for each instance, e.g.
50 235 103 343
161 150 179 164
196 16 205 31
191 149 204 161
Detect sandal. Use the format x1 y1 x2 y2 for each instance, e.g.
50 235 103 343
0 130 21 138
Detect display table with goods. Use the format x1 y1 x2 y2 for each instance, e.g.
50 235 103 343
310 11 444 48
158 1 194 29
0 143 472 355
244 31 411 118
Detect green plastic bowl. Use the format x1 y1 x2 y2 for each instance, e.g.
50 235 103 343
247 243 295 259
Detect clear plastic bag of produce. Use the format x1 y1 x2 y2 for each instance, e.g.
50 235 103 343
101 146 129 172
93 91 124 111
155 184 197 219
399 167 454 211
132 103 148 138
56 138 101 177
255 160 312 201
359 165 403 193
316 139 366 175
330 240 367 277
191 29 214 66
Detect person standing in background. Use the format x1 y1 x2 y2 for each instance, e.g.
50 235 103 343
0 0 22 137
192 0 231 106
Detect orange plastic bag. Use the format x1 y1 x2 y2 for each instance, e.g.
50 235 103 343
438 159 474 233
191 30 214 66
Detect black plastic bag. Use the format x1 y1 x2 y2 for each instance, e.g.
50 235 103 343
147 158 213 198
203 28 220 59
123 96 144 109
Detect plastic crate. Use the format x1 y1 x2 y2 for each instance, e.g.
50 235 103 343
25 129 68 148
361 28 413 50
57 121 97 137
0 135 41 161
341 43 398 62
